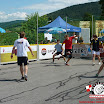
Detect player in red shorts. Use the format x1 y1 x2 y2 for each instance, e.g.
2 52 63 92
62 34 77 66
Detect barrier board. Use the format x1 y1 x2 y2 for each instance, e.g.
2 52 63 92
0 45 37 64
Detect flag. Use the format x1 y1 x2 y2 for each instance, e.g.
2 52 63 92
86 85 92 92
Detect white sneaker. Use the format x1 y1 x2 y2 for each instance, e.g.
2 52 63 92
64 62 66 64
92 63 95 66
98 62 101 65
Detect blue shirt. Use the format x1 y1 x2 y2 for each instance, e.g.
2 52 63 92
55 43 62 52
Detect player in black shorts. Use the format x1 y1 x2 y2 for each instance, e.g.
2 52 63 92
52 40 64 63
11 32 34 81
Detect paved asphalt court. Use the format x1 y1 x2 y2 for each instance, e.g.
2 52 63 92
0 58 104 104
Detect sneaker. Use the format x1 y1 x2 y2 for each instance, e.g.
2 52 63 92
66 63 70 66
92 63 95 66
95 74 98 77
64 62 66 64
24 75 27 81
98 62 101 65
21 77 24 80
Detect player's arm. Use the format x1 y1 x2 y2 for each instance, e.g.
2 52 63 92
11 46 15 59
62 40 65 46
28 46 34 56
101 41 104 50
52 49 56 54
61 46 64 55
73 35 78 40
90 40 92 51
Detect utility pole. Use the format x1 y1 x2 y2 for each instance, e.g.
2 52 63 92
37 14 39 61
92 15 93 39
66 16 67 35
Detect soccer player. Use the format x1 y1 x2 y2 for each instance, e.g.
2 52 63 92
11 32 34 81
62 34 77 66
96 60 104 77
52 40 64 63
90 35 103 66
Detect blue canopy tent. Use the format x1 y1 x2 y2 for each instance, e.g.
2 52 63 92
0 27 6 33
39 16 81 33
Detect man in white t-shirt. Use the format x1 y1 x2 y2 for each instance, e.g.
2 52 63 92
11 32 34 81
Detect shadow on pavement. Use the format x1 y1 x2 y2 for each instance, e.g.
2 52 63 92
72 64 92 66
79 75 104 78
0 79 23 82
44 64 64 67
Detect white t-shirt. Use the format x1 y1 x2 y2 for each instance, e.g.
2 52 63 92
14 38 30 57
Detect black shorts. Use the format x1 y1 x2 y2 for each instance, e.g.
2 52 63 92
17 57 28 66
64 49 72 58
55 52 62 55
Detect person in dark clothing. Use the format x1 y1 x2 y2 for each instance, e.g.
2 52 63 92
90 35 103 66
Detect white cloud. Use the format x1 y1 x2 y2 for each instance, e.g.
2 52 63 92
0 0 99 22
0 12 27 22
20 0 99 16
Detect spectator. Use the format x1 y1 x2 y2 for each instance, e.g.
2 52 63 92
78 37 84 44
43 37 48 44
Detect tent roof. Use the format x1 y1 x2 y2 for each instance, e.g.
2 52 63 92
0 27 6 33
39 16 81 32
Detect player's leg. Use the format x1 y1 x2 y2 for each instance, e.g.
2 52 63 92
96 63 104 77
66 50 72 66
53 54 57 63
24 65 28 81
18 57 24 79
24 57 28 81
96 51 101 65
58 52 66 62
20 65 24 79
92 51 96 65
66 58 71 66
63 49 67 64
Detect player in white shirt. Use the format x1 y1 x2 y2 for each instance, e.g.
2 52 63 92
11 32 34 81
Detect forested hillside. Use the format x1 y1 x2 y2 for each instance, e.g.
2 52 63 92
47 2 101 21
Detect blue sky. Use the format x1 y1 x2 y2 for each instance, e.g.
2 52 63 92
0 0 98 22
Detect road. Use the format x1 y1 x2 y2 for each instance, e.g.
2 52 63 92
0 58 104 104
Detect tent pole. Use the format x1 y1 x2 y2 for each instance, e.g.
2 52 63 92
66 16 67 35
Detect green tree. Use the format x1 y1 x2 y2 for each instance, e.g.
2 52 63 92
83 13 92 21
21 13 48 44
99 0 104 19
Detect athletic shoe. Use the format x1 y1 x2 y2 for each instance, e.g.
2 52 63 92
21 77 24 80
92 63 95 66
64 62 66 64
24 75 27 81
98 62 101 65
95 74 98 77
66 63 70 66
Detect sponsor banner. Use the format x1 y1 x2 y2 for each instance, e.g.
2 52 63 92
0 45 37 54
39 44 64 59
0 45 37 63
39 45 55 59
73 44 104 58
72 44 92 58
